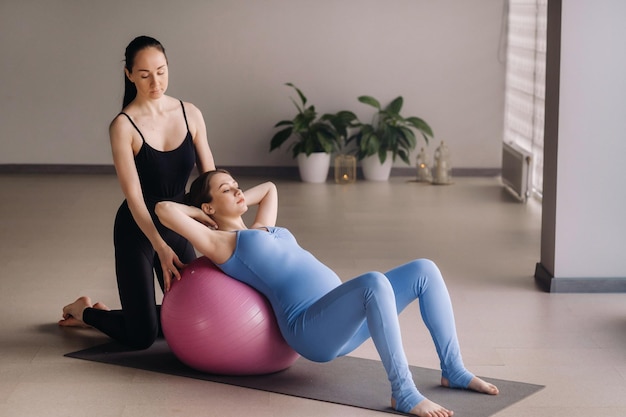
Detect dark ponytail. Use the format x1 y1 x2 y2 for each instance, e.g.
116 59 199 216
122 75 137 110
122 36 167 109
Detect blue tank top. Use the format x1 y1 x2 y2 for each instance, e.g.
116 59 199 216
119 100 196 207
217 227 342 325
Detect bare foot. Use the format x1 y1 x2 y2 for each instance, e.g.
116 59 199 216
57 316 91 328
466 376 499 395
392 397 453 417
442 376 499 395
58 296 92 327
92 302 111 311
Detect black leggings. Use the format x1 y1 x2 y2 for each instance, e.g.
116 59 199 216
83 201 196 349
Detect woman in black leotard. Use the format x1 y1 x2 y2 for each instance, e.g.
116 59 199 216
59 36 215 349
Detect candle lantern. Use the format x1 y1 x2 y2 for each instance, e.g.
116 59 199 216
334 154 357 184
432 141 452 185
415 147 432 182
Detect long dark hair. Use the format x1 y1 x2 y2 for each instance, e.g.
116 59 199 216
122 36 167 109
185 169 232 208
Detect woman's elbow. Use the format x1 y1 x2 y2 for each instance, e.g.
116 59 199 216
155 201 172 222
266 181 277 194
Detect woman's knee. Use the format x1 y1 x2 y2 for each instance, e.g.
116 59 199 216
358 271 395 297
125 315 159 349
388 259 446 297
409 258 439 273
399 258 440 279
127 327 158 350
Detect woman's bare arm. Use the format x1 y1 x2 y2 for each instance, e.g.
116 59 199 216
184 102 215 173
245 182 278 228
155 201 235 265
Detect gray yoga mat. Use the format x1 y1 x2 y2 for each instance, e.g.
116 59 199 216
66 339 543 416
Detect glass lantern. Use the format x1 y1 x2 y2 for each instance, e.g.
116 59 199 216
334 154 357 184
415 147 432 182
432 141 452 185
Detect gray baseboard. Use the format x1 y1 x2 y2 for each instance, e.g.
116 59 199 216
0 164 500 178
535 262 626 293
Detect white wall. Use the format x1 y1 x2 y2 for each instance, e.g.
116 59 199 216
0 0 506 169
550 0 626 280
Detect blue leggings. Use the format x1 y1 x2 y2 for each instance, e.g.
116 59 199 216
284 259 474 413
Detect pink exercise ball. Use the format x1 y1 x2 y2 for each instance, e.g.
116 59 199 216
161 256 299 375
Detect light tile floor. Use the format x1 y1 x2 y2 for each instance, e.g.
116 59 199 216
0 174 624 417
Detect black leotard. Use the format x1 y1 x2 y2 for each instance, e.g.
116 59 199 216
83 100 198 349
130 106 196 203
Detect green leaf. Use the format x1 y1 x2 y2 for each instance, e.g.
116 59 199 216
304 105 318 121
286 83 307 107
386 96 403 114
365 132 380 156
270 127 293 151
289 97 304 114
335 110 358 122
317 123 337 139
292 142 304 158
358 96 381 110
378 148 388 164
317 131 335 153
397 149 410 165
406 117 434 137
293 110 316 133
398 126 417 149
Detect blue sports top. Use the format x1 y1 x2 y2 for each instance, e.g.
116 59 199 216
119 100 195 206
217 227 342 327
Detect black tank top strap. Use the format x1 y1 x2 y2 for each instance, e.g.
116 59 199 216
179 100 190 133
121 102 196 205
119 112 146 143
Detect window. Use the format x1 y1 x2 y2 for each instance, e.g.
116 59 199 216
503 0 547 198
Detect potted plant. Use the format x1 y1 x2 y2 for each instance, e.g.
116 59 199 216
347 95 434 181
270 83 355 183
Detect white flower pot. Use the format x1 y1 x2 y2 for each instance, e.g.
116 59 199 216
361 152 393 181
297 152 331 183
